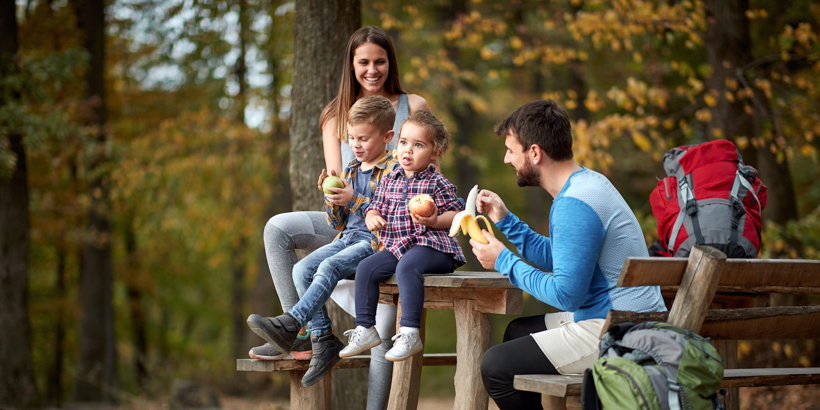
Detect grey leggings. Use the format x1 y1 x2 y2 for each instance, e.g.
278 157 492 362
263 211 397 410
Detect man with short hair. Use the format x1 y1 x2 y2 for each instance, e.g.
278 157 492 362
471 100 666 409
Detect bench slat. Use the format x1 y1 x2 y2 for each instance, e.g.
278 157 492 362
604 305 820 340
236 353 457 372
514 368 820 397
619 258 820 293
513 374 584 397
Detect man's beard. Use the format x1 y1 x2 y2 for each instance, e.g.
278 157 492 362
515 161 540 187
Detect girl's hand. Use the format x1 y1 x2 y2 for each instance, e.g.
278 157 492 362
410 208 439 228
366 210 386 232
324 170 354 206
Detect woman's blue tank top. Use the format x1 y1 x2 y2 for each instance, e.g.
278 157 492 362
340 93 409 167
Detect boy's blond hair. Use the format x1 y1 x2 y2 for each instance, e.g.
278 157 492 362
401 111 450 154
348 95 396 134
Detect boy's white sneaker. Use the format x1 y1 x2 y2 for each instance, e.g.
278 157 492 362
385 331 423 362
339 326 382 357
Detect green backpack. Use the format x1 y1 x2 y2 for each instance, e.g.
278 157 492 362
583 322 725 410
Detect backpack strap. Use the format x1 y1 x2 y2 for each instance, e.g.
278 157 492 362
668 175 705 254
729 168 763 250
667 378 682 410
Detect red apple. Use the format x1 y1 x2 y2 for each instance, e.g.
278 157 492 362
408 194 436 217
322 176 345 194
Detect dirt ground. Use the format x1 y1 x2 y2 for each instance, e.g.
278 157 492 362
53 385 820 409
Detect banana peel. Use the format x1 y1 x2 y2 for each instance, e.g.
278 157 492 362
449 185 495 244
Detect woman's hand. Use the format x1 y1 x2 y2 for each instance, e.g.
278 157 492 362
323 169 353 206
366 210 386 232
317 169 329 192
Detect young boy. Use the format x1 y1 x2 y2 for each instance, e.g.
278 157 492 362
247 95 399 387
339 111 465 361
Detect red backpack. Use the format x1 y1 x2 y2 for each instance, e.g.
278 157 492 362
649 139 767 258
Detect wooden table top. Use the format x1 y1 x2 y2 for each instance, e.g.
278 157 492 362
381 270 518 289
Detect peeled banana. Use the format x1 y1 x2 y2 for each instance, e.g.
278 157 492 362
449 185 495 244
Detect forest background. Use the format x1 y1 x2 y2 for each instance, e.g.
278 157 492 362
2 0 820 409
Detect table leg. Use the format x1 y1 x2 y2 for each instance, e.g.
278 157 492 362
714 340 739 410
387 305 426 410
454 298 491 410
290 369 331 410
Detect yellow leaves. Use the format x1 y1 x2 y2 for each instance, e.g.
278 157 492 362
745 9 768 19
724 91 735 103
754 78 773 98
687 77 704 94
631 130 652 152
801 144 817 158
633 52 643 64
480 46 495 60
584 90 605 113
695 108 712 123
703 92 717 107
510 36 523 50
725 77 739 91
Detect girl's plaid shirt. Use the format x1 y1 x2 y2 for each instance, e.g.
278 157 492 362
368 166 466 267
325 151 398 250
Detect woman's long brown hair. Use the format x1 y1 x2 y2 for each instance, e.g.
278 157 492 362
319 26 406 142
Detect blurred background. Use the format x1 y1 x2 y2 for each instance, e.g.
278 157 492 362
2 0 820 409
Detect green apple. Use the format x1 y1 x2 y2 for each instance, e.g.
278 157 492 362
322 176 345 194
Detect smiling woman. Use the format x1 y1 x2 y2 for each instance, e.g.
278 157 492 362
253 25 432 410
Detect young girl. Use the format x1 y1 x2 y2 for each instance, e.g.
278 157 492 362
339 111 465 361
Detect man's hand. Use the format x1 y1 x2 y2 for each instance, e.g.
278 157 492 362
470 230 507 270
324 169 354 206
476 189 509 223
366 210 386 232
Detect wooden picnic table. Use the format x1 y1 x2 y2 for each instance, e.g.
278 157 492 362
379 271 523 410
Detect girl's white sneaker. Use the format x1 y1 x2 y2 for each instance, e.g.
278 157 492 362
385 331 423 362
339 326 381 357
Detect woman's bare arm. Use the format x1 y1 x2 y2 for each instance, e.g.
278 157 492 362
322 117 343 176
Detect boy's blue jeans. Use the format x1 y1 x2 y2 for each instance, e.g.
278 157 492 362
291 230 375 337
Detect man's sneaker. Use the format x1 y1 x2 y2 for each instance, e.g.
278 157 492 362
339 326 382 358
301 333 344 387
292 329 313 360
249 329 312 361
385 331 423 362
247 313 301 354
248 343 289 360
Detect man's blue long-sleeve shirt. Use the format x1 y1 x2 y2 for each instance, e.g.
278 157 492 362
494 168 666 321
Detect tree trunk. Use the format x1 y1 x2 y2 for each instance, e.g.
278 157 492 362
290 0 360 212
124 220 148 389
704 0 797 224
231 0 250 371
73 0 117 402
48 249 67 404
0 1 40 407
291 1 365 408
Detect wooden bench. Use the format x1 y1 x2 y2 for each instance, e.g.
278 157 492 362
513 246 820 410
237 271 522 410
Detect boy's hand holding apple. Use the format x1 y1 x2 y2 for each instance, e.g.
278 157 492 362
320 169 353 206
